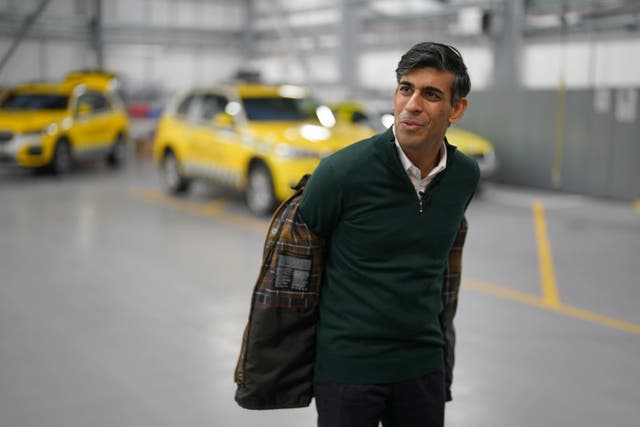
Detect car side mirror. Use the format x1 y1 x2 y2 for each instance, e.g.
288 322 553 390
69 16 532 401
213 112 234 128
76 103 92 117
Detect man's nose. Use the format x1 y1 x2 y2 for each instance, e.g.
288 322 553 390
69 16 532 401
404 92 422 112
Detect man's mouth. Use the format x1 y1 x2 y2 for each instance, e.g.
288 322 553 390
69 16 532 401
399 120 423 130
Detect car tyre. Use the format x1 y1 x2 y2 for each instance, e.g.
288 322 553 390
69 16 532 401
163 151 190 194
107 134 126 168
246 163 276 216
50 138 72 175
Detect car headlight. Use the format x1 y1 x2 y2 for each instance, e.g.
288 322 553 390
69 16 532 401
275 143 321 159
45 123 59 135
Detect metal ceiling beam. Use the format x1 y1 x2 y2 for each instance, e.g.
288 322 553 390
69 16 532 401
101 24 243 48
0 0 51 76
0 14 242 49
524 0 640 35
1 0 636 63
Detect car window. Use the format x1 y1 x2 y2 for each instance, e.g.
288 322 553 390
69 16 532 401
176 94 205 123
87 92 110 112
351 111 369 124
76 91 111 115
199 94 228 121
176 95 195 116
242 97 317 121
1 93 69 110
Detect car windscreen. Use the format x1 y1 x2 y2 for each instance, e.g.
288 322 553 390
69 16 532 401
242 97 317 121
1 93 69 110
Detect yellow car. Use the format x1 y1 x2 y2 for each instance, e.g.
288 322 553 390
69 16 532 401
0 70 129 174
333 100 498 180
444 127 497 179
153 83 374 215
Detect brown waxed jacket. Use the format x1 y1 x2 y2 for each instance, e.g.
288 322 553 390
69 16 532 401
234 176 468 409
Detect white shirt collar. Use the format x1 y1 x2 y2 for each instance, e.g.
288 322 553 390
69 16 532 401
392 126 447 194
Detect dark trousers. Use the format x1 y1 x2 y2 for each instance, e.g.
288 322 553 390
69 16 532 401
314 371 445 427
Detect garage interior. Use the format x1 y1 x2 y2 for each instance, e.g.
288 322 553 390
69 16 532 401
1 1 640 426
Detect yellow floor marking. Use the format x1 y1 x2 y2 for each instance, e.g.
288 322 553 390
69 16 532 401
532 200 561 308
463 278 640 335
132 187 640 336
215 209 268 235
134 189 229 215
463 278 547 308
130 188 267 234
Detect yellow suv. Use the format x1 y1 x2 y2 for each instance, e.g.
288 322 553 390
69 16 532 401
0 70 129 174
153 83 374 215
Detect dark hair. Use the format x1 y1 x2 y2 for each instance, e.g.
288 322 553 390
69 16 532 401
395 42 471 105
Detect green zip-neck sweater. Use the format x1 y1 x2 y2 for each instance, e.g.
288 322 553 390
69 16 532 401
299 127 479 384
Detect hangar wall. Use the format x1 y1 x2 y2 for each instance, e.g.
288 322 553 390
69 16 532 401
460 87 640 200
0 0 246 97
4 1 640 93
0 0 638 200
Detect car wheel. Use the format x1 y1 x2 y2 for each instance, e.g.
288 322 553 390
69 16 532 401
107 134 126 168
246 163 276 216
51 139 72 174
162 151 190 194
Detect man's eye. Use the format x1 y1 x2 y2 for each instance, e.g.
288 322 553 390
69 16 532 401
424 91 441 101
399 86 412 94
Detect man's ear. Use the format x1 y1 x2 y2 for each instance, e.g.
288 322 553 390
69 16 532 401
448 98 468 124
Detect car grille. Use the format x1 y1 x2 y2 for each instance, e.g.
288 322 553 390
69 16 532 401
0 131 13 143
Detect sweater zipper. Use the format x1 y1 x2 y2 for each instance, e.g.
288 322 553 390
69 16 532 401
418 191 425 214
418 181 437 214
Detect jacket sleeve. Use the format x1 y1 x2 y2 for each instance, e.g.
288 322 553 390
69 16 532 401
439 216 468 402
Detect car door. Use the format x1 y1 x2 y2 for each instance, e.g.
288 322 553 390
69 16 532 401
68 91 110 157
88 91 116 150
68 91 96 156
206 96 255 189
191 93 245 188
170 93 204 177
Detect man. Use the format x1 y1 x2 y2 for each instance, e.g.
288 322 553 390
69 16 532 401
298 42 480 426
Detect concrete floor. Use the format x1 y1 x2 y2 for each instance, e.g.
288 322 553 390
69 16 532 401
1 159 639 427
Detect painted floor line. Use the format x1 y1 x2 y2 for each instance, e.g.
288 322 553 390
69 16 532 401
130 188 267 234
133 188 229 215
463 278 640 335
532 200 561 308
132 187 640 336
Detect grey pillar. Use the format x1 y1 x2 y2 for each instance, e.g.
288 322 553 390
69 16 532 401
90 0 104 68
242 0 257 62
493 0 524 88
339 0 360 98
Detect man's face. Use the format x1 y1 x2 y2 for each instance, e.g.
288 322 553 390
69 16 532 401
393 67 467 152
